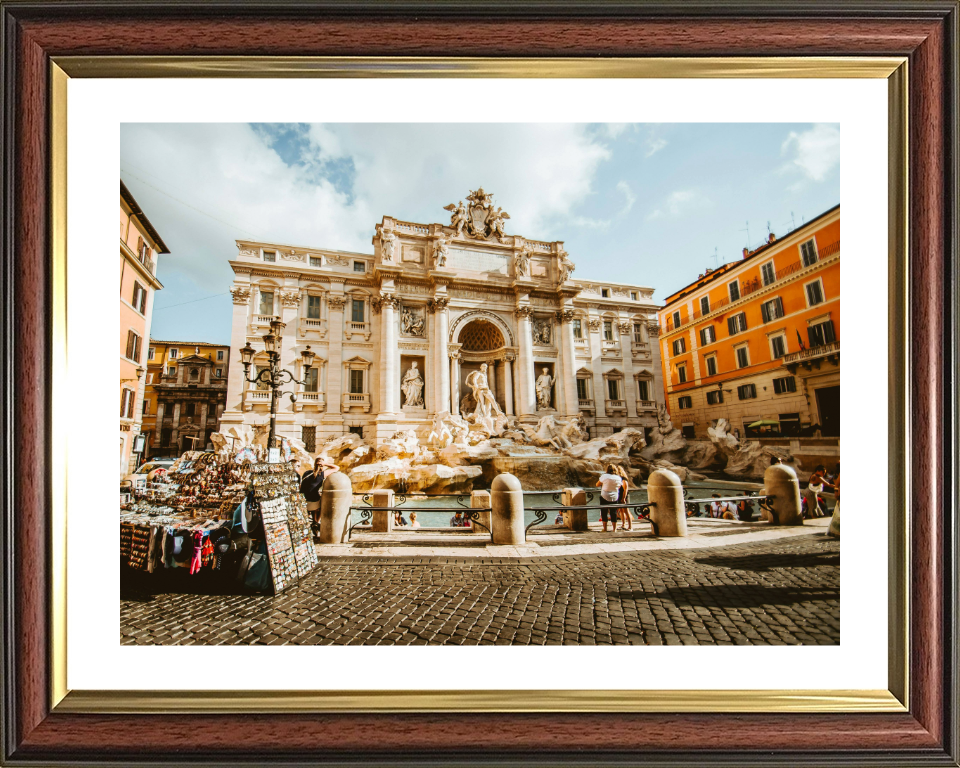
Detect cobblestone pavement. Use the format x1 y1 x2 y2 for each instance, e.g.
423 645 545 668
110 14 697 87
120 534 839 646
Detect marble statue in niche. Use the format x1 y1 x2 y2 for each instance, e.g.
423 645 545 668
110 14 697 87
401 362 424 408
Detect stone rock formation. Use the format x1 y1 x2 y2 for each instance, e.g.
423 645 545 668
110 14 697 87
565 428 646 462
639 404 688 464
722 441 802 479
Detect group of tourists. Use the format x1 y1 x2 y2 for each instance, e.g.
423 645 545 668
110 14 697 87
596 464 636 532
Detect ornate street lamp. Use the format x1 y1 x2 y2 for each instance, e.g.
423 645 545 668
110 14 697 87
239 334 316 461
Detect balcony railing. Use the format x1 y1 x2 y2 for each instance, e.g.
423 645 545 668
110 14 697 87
661 240 840 335
637 399 657 410
574 337 587 347
342 392 372 412
345 321 371 340
578 398 595 410
782 340 840 367
253 314 277 326
606 399 626 411
247 390 270 402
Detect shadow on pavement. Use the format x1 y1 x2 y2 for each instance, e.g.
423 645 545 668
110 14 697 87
615 584 839 609
693 550 840 572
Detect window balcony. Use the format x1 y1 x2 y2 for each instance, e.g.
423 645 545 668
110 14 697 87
252 314 277 330
342 392 372 412
294 391 326 413
300 318 327 338
345 321 372 341
637 399 658 411
783 340 840 373
605 399 627 414
578 397 595 412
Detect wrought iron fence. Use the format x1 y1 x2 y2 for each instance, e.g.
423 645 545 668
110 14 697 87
346 506 493 541
524 503 657 534
681 490 773 519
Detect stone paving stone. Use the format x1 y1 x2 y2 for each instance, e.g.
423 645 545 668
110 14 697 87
121 535 839 647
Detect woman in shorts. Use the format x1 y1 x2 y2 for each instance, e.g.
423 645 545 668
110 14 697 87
596 464 624 533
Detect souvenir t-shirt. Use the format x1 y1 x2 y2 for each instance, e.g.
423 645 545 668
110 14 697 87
598 473 624 502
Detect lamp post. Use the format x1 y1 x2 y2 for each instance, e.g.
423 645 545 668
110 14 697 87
239 319 316 462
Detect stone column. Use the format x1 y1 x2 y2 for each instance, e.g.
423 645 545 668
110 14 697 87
432 298 450 415
380 295 400 413
326 294 346 417
618 320 638 419
278 289 301 437
199 402 209 447
223 285 252 419
170 402 182 452
503 354 515 416
515 306 536 416
558 309 578 417
449 349 461 415
587 318 607 420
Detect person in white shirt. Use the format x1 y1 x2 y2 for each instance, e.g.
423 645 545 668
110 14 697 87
595 464 624 532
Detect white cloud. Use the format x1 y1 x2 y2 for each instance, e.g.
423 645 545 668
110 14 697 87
616 180 636 215
780 123 840 182
601 123 629 139
646 189 709 220
645 137 668 157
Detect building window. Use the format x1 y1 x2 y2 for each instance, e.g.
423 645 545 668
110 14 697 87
728 281 740 302
805 279 824 306
779 412 802 436
160 428 171 447
167 365 175 376
259 290 275 315
770 334 787 359
256 365 270 390
189 368 199 381
576 378 589 401
727 312 747 335
603 321 613 341
185 402 196 417
706 390 723 405
120 389 135 419
737 383 757 400
677 364 687 383
735 346 750 369
761 261 776 286
630 291 638 300
672 338 686 355
800 238 819 266
682 424 696 439
125 330 142 363
350 369 364 394
169 348 178 359
142 399 150 415
761 297 784 323
699 296 710 315
307 295 322 319
148 347 155 360
773 375 797 394
352 299 365 323
146 373 154 384
633 323 643 343
132 281 147 313
637 380 649 400
354 261 366 273
215 368 223 378
302 426 316 453
217 350 224 361
607 378 620 400
699 326 717 346
678 396 692 409
808 319 837 347
263 250 276 262
304 367 319 392
672 310 681 329
309 256 322 267
349 426 364 438
572 319 583 339
601 288 610 298
705 355 718 376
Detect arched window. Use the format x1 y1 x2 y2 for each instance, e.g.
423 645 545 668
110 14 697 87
190 368 199 381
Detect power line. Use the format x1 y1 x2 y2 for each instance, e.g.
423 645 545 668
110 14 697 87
120 164 262 239
153 291 230 312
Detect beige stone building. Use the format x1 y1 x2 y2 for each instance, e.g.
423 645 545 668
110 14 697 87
220 188 665 449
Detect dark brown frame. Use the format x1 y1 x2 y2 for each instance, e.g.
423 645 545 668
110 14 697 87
2 2 958 765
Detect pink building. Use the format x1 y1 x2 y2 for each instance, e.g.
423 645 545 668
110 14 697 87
120 181 170 478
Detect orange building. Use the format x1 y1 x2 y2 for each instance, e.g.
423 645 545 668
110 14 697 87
657 205 839 441
120 181 170 477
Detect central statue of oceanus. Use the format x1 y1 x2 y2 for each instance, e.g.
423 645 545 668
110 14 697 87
463 363 508 435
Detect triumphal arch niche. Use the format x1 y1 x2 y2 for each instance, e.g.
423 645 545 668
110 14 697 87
222 186 664 446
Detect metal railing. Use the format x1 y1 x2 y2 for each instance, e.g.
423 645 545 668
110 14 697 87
355 492 473 509
681 489 773 519
524 502 657 534
347 505 493 541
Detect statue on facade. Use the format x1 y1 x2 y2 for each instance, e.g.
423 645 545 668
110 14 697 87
463 363 506 434
532 318 552 345
400 362 424 408
488 207 510 242
379 227 398 262
535 368 555 410
432 236 449 268
558 250 575 283
400 306 425 337
514 250 530 277
443 201 468 238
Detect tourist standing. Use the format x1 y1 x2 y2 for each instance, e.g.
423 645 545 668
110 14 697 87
805 464 835 518
596 464 624 533
614 465 632 531
300 456 340 534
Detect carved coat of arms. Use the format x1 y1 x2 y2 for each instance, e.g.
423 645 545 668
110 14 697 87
444 187 510 242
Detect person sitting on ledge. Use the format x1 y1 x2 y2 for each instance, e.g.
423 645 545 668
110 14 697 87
409 512 421 529
450 510 466 527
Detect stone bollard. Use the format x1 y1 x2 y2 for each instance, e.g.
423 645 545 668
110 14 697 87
828 500 840 537
647 469 687 537
561 488 588 531
763 464 804 526
370 489 395 533
319 471 353 543
470 490 491 534
490 473 525 545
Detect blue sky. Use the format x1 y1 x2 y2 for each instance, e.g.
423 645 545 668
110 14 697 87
120 123 839 344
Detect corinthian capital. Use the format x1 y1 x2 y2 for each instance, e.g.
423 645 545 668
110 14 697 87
428 297 450 313
327 295 347 311
556 309 576 323
230 286 251 305
514 305 533 319
279 290 302 308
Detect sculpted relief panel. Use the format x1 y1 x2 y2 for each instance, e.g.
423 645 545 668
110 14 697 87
447 246 510 275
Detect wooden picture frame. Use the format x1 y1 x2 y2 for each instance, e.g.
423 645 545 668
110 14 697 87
1 1 957 764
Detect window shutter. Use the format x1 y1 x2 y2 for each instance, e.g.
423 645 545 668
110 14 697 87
824 320 836 344
699 329 706 346
126 330 135 359
789 377 797 392
728 317 736 335
775 297 784 318
738 313 747 332
120 390 126 417
133 335 141 363
761 303 770 323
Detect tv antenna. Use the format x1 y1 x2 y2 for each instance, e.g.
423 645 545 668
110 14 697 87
712 247 719 269
739 221 751 247
789 211 797 230
766 220 772 238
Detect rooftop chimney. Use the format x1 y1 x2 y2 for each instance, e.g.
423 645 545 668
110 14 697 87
768 232 776 243
742 247 750 259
